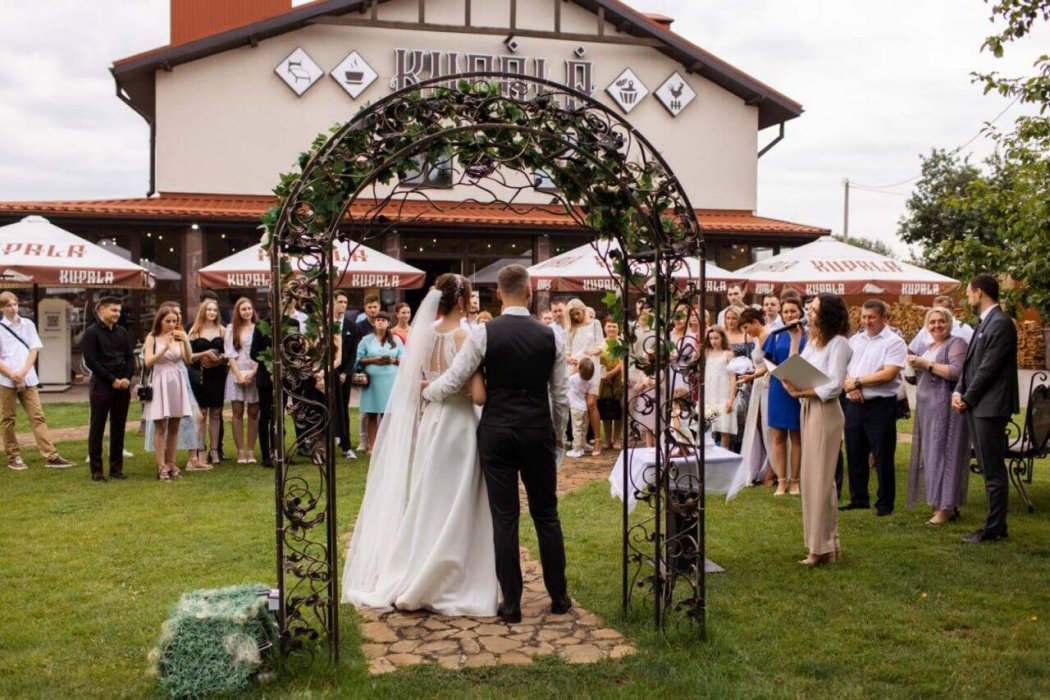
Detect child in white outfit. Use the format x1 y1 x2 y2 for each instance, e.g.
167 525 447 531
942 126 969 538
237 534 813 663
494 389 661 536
568 357 594 458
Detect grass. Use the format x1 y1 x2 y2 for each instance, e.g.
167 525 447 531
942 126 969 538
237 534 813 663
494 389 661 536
13 401 92 435
1 409 1048 698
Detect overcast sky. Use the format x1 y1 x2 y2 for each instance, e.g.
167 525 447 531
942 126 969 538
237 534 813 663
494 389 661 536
1 0 1046 255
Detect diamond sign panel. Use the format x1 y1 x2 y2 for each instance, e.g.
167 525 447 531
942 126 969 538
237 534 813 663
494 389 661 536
275 47 324 96
654 72 697 117
605 68 649 114
332 50 379 99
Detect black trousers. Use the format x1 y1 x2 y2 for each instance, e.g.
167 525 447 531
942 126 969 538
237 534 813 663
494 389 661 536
967 413 1010 535
336 376 353 452
477 425 568 610
844 395 898 512
257 385 274 465
88 378 131 476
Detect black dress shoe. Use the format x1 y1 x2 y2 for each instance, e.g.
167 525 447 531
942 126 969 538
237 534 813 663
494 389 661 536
876 509 893 517
550 597 573 615
962 529 1008 544
497 604 522 624
839 503 869 511
108 472 127 480
91 473 106 482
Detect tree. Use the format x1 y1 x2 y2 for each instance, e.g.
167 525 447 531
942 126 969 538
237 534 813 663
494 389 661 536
831 233 897 258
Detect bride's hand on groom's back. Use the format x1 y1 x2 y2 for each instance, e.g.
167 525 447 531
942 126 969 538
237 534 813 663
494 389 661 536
420 380 430 393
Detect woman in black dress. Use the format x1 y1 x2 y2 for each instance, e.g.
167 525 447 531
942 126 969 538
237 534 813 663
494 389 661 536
188 299 227 464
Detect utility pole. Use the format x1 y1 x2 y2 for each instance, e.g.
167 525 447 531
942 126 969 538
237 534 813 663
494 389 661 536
842 178 850 238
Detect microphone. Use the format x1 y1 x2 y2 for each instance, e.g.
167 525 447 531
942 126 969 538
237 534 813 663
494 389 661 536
769 317 808 335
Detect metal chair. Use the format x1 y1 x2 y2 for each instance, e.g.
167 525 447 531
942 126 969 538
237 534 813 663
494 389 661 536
1005 371 1050 512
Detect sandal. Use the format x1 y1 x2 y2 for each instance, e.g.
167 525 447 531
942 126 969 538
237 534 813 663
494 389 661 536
773 477 789 496
166 463 181 480
209 449 221 464
789 478 801 496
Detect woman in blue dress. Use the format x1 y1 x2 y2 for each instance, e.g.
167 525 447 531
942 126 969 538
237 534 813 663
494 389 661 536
356 311 404 453
762 296 807 496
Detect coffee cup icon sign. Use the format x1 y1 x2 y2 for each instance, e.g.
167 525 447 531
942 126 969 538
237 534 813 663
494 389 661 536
616 78 638 105
344 56 365 85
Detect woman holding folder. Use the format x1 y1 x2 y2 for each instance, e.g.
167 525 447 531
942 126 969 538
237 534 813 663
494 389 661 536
781 293 852 566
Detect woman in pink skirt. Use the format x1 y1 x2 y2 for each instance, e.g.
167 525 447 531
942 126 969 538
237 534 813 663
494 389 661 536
143 305 193 481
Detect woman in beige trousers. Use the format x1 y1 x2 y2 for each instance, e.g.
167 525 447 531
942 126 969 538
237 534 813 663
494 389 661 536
782 293 852 566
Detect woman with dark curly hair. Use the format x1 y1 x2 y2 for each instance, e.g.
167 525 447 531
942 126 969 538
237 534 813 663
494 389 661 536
781 293 852 566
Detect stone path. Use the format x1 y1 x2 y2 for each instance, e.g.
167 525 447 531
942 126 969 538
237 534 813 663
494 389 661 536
354 451 636 674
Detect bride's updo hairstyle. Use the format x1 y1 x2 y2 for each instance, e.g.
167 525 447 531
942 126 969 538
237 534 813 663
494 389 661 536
434 273 472 316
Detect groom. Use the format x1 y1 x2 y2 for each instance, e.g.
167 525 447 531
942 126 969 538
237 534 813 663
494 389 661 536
423 264 571 623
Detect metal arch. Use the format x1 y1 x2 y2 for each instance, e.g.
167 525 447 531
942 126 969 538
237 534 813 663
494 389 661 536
269 71 707 662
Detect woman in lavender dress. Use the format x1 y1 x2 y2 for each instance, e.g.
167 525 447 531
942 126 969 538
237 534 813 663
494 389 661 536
906 307 970 524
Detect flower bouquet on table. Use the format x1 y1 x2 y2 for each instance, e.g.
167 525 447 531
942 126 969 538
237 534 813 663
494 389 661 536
702 404 722 446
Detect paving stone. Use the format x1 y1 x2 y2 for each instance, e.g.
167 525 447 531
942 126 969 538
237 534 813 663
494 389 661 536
386 614 425 628
464 652 497 668
554 635 582 647
360 622 399 643
423 619 451 631
509 632 536 642
499 651 534 666
423 628 457 641
368 658 396 675
592 628 624 640
522 641 556 657
609 644 636 659
573 629 589 640
361 643 389 659
575 612 602 626
438 655 463 670
415 640 460 654
401 626 428 640
479 636 522 654
450 629 478 639
562 644 603 664
388 640 420 654
387 653 424 667
476 623 510 635
355 607 383 621
536 629 563 642
461 637 481 654
448 618 480 629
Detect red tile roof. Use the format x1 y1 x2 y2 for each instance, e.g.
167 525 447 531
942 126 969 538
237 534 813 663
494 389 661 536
0 193 828 236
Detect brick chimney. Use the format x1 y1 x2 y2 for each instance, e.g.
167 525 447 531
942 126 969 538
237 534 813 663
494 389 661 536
171 0 292 44
644 13 674 29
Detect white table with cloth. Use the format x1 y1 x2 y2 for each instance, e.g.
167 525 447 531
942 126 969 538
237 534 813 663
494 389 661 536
608 442 747 573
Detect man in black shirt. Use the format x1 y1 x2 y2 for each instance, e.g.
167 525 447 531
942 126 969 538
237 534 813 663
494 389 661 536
81 297 135 482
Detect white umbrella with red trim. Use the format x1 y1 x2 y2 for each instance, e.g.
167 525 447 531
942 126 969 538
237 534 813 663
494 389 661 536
527 239 743 294
0 216 151 288
197 241 426 289
735 236 959 297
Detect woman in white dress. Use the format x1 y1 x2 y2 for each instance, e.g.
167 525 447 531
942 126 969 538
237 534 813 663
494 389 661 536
703 326 738 448
565 298 605 456
342 274 498 616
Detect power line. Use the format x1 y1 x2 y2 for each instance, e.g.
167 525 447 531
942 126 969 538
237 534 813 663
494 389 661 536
850 94 1022 190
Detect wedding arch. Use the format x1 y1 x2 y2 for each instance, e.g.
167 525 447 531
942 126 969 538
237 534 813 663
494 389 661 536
261 72 708 661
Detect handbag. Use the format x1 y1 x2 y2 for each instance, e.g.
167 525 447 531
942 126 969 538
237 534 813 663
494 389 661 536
351 371 370 387
137 361 153 402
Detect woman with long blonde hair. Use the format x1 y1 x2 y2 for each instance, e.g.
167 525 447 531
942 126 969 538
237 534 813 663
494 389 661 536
224 297 260 463
188 299 227 465
143 305 193 480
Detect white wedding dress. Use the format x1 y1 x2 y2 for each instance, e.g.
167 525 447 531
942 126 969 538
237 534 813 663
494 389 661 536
341 290 498 616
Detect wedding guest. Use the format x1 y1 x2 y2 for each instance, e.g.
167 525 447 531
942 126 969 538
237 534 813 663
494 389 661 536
781 293 852 566
224 297 260 464
906 307 970 524
540 309 554 325
335 290 361 460
478 310 494 324
0 292 74 471
628 299 656 448
763 294 784 332
669 308 698 400
82 296 135 481
953 273 1018 544
598 318 624 450
738 307 772 484
724 303 753 450
841 300 907 516
355 310 404 452
566 299 604 456
391 302 412 345
909 294 975 353
703 326 737 449
200 290 228 459
717 284 746 326
763 297 806 495
143 305 192 480
567 357 595 458
550 299 568 341
188 298 226 466
356 294 380 452
250 314 275 468
687 306 703 339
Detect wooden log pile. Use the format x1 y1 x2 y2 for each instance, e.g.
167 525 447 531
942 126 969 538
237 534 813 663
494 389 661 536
1016 320 1047 370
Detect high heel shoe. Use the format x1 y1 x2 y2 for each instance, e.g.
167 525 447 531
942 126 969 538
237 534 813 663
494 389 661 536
773 478 789 496
237 451 248 464
788 478 801 496
798 552 836 566
209 449 221 464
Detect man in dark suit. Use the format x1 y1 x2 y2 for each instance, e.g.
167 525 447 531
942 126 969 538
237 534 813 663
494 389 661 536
335 290 362 459
423 265 571 624
952 273 1018 543
249 319 274 468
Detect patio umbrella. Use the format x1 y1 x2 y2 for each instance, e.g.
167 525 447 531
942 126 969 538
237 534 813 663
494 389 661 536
0 216 151 288
197 241 426 289
735 236 959 297
527 240 742 293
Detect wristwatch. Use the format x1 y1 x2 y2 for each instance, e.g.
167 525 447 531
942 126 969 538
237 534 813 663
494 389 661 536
853 379 864 391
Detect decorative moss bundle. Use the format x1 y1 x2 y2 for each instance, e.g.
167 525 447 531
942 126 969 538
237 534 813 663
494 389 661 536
148 584 278 698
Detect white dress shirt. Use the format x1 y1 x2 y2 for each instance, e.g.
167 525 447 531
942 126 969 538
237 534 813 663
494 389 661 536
423 307 569 436
801 335 852 402
0 315 43 388
847 325 908 399
764 315 784 333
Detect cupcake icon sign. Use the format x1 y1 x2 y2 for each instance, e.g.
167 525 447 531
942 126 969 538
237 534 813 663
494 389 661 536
616 78 639 105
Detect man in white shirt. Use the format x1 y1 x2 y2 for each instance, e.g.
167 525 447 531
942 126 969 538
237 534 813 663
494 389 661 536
762 294 784 332
0 293 73 470
840 299 907 516
549 298 568 342
909 294 975 354
717 284 746 326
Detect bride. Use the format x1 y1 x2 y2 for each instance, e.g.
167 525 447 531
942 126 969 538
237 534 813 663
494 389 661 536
341 273 498 615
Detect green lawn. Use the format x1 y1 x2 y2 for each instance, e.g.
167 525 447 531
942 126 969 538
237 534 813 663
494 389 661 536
13 400 93 435
1 419 1048 698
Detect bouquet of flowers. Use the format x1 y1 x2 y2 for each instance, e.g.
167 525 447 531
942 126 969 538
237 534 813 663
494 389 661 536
702 404 722 434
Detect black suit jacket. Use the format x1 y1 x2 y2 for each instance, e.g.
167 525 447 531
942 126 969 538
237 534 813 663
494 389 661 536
249 323 273 392
958 305 1019 419
338 311 364 376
